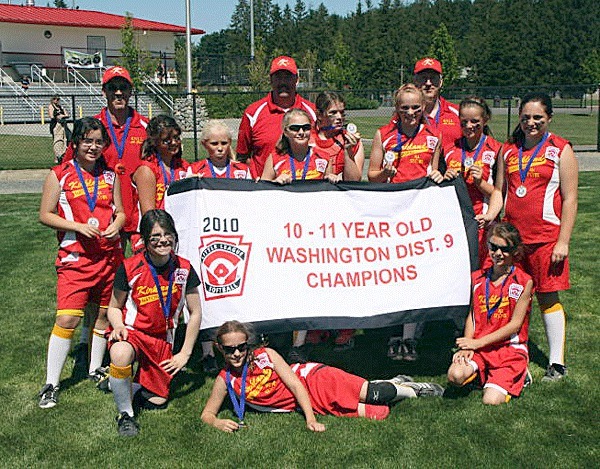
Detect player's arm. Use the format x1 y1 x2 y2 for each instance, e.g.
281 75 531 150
477 148 505 226
456 279 533 350
429 138 444 183
39 170 100 238
342 135 364 182
103 174 126 239
201 375 241 433
268 348 326 432
367 130 393 182
235 114 252 163
132 165 157 216
261 154 279 182
107 287 129 341
554 144 578 263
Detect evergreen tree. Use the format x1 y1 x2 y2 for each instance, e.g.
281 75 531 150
322 32 358 89
54 0 68 7
427 23 459 85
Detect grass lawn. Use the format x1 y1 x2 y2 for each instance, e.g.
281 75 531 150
0 173 598 466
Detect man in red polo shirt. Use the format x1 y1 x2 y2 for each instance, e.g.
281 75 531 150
413 57 461 146
236 56 316 178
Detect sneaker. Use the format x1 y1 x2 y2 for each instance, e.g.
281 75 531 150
116 412 139 437
541 363 567 382
402 339 419 362
287 345 309 364
390 374 414 385
88 366 108 383
201 355 219 376
333 337 355 352
387 338 403 360
402 382 445 397
38 384 59 409
523 368 533 388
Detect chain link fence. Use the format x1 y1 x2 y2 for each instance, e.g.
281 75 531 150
1 84 598 171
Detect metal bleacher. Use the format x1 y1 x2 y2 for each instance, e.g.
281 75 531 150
0 65 162 124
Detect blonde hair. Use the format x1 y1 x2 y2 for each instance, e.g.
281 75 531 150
200 119 236 161
275 109 312 155
393 83 424 108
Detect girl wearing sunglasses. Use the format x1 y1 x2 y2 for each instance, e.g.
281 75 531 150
447 222 533 405
106 209 202 436
261 109 337 184
201 320 443 433
133 115 189 219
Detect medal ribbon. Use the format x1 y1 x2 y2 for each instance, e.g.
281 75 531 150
226 362 248 424
208 160 231 179
289 148 311 180
146 254 175 327
461 135 487 171
485 266 514 320
156 153 175 187
72 159 99 213
518 132 549 185
105 108 132 161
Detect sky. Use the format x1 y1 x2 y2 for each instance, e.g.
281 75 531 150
73 1 358 37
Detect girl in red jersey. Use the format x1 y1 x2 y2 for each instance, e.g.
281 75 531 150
447 223 533 404
368 84 442 361
106 209 202 436
188 120 251 179
496 93 578 382
201 321 444 433
261 109 338 184
38 117 126 409
312 91 365 182
433 96 503 267
133 115 189 217
368 83 442 184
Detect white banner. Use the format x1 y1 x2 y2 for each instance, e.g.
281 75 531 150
64 49 103 69
166 178 478 337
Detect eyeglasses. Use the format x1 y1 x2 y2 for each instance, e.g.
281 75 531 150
287 124 311 132
220 342 248 355
80 138 106 148
487 242 515 253
161 136 181 145
414 73 441 87
148 233 175 245
105 82 132 93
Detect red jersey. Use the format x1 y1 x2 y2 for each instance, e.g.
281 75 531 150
237 93 316 178
470 266 532 351
427 97 461 144
120 252 192 339
187 159 251 179
52 160 120 257
444 135 501 215
271 147 329 180
310 129 363 176
502 133 571 244
378 122 440 183
137 157 189 210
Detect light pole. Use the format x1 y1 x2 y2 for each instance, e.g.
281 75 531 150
250 0 255 60
185 0 192 93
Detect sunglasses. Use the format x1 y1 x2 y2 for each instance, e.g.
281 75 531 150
287 124 311 132
105 82 132 93
487 242 515 253
220 342 248 355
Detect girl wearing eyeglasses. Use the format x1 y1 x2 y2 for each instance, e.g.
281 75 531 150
106 209 202 436
433 96 503 267
201 320 443 433
133 115 189 218
368 84 442 184
187 120 251 179
447 222 533 405
497 93 578 382
38 117 126 409
261 109 337 184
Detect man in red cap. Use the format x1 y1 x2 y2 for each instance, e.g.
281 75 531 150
413 57 461 145
236 55 316 178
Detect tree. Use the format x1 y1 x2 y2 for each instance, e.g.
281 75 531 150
118 13 158 90
53 0 68 7
427 23 459 86
322 32 358 89
582 50 600 85
247 40 270 91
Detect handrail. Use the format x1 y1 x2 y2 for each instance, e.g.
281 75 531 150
66 66 105 106
0 67 39 117
142 76 174 114
30 64 64 96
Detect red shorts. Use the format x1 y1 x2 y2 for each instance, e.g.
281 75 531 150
55 249 123 315
301 365 365 417
111 329 173 399
472 345 528 397
519 242 570 292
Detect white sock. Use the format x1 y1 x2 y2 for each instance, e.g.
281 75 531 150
293 330 307 347
403 323 417 340
110 376 134 417
201 340 214 358
542 306 566 365
88 329 107 373
393 383 418 400
46 333 72 386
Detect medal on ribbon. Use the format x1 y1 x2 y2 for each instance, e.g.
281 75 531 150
146 254 175 332
289 148 311 181
72 159 99 227
517 132 549 198
226 362 248 427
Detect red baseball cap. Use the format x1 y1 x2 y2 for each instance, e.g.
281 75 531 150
270 56 298 75
102 66 133 85
414 58 443 75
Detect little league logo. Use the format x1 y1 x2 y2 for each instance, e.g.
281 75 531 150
198 235 252 300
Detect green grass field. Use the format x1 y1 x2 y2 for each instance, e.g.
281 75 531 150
0 111 598 171
0 173 598 467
